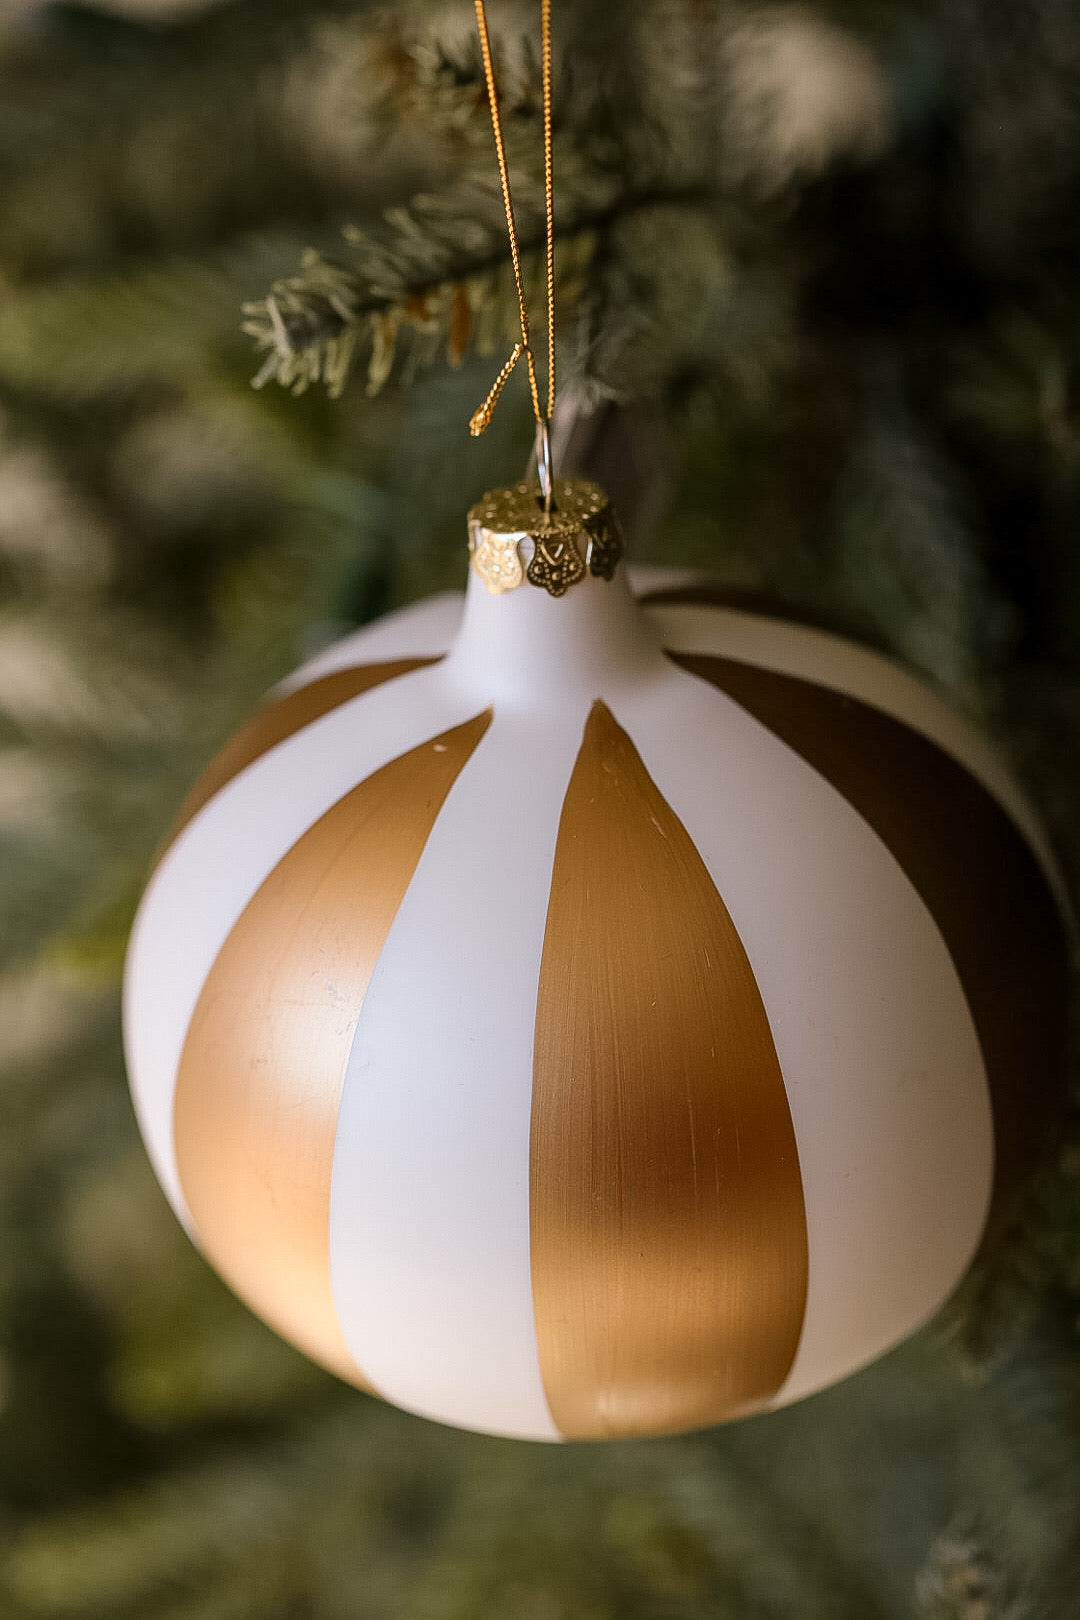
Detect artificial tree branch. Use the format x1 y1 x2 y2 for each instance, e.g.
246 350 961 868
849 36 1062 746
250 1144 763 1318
243 184 713 398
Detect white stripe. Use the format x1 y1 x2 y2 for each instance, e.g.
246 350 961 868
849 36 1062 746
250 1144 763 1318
650 601 1067 912
329 704 591 1440
122 661 478 1228
276 594 464 692
609 665 994 1406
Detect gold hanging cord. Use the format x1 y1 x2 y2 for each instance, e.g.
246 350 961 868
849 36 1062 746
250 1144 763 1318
469 0 556 511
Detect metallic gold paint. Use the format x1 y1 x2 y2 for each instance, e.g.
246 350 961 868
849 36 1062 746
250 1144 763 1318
173 708 493 1387
530 701 808 1439
671 652 1070 1225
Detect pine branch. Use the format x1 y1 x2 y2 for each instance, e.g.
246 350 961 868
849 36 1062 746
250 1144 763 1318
242 185 712 399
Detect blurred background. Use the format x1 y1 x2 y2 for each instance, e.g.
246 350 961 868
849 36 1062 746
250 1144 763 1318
0 0 1077 1614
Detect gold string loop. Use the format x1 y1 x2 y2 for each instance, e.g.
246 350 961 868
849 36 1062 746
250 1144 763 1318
469 341 525 437
470 0 556 508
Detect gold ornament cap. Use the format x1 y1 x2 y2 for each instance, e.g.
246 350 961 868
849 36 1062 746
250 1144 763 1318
467 478 624 599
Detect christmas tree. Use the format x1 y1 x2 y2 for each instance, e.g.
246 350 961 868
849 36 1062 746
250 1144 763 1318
0 0 1076 1614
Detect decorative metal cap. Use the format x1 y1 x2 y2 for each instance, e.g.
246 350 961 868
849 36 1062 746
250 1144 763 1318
467 478 624 599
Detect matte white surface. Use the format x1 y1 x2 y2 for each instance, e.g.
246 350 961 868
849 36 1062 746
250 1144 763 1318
611 664 995 1403
276 593 464 692
123 660 477 1224
331 705 586 1439
275 568 692 694
441 566 668 712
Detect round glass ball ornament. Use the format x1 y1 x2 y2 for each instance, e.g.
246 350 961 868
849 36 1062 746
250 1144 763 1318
124 482 1071 1442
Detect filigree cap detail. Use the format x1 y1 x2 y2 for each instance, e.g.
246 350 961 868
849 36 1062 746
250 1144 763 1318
467 479 623 599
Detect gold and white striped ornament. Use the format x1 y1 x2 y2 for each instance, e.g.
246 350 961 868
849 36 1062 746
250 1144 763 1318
123 485 1071 1441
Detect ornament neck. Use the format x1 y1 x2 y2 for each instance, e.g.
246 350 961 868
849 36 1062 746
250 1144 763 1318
444 564 665 710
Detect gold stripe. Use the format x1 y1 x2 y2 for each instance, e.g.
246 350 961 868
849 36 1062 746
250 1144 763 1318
671 652 1070 1226
161 659 440 855
173 708 493 1387
531 701 808 1439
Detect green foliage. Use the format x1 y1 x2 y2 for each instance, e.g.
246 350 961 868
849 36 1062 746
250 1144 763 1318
0 0 1075 1616
243 225 598 398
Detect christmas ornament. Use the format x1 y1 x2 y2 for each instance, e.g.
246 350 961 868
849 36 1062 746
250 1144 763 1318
122 0 1070 1441
124 563 1070 1440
